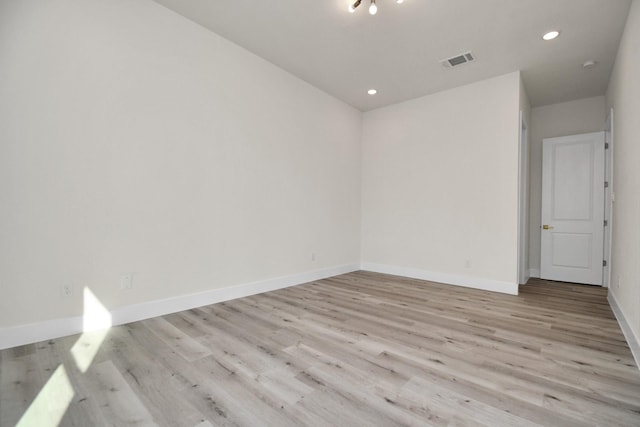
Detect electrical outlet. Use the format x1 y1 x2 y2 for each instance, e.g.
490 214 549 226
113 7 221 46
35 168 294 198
61 284 73 297
120 274 133 291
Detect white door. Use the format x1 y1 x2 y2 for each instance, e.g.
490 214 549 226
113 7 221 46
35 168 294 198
540 132 605 285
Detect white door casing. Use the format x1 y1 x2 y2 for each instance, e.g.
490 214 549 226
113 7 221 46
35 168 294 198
540 132 605 286
603 109 614 288
518 112 529 285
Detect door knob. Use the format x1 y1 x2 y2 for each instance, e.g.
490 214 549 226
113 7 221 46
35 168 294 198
543 224 554 230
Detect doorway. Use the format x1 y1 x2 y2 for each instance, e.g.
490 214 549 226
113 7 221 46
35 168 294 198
540 132 605 286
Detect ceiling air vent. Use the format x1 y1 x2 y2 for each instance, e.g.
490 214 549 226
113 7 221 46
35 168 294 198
440 51 476 69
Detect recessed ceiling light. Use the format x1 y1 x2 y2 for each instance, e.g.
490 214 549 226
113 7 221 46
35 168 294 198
542 31 560 41
368 89 377 95
369 0 377 15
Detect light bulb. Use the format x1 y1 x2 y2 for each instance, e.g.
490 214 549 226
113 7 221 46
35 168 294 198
397 0 404 3
369 0 377 15
349 0 361 13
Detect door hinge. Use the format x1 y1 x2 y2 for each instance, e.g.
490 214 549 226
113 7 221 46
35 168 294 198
605 142 610 149
604 220 608 226
603 260 607 267
605 181 609 188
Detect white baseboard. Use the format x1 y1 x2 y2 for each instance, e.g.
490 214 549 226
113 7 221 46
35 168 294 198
0 316 85 352
608 290 640 370
0 263 359 350
529 268 540 278
360 262 518 295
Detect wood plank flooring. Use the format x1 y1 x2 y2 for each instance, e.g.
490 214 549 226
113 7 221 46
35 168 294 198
1 271 640 426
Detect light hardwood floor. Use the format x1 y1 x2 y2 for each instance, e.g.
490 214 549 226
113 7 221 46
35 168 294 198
2 271 640 426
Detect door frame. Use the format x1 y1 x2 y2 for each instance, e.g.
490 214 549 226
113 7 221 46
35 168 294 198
603 108 614 287
518 112 530 285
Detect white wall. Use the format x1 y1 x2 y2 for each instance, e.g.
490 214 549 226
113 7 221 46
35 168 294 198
528 96 606 276
0 0 362 332
606 0 640 360
361 72 522 294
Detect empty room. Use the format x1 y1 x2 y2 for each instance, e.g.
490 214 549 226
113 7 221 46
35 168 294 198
1 0 640 426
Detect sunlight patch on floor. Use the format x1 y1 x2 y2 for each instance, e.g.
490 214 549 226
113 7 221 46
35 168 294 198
16 287 113 425
16 365 75 427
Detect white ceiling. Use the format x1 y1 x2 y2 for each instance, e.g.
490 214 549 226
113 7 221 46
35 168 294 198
152 0 632 111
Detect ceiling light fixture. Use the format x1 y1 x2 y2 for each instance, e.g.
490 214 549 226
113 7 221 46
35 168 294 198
368 89 377 95
349 0 404 15
542 30 560 41
369 0 377 15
